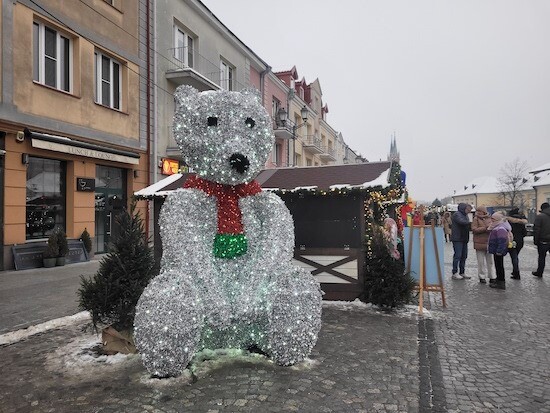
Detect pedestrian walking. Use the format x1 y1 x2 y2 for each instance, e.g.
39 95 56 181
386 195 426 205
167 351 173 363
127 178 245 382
471 205 494 284
488 212 512 290
532 202 550 278
506 207 528 279
451 203 472 279
442 211 452 242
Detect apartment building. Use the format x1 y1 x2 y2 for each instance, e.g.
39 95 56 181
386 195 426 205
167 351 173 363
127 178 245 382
153 0 269 180
0 0 151 269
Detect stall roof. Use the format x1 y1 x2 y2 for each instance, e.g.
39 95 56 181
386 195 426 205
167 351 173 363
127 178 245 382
134 162 393 199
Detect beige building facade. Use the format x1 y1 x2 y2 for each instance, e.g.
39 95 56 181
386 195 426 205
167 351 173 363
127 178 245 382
0 0 151 269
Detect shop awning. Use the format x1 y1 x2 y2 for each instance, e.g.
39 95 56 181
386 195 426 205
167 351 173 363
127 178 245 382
25 128 141 165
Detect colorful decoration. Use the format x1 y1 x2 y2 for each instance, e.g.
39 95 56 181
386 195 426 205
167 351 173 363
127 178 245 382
183 175 262 258
134 86 322 377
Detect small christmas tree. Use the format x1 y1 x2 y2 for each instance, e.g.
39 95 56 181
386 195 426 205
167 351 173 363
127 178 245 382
364 224 415 309
78 200 157 333
55 228 69 257
80 227 92 254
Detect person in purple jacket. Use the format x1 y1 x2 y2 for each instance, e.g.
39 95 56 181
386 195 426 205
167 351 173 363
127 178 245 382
487 212 512 290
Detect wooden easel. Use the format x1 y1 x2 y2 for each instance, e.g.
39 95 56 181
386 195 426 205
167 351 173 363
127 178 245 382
406 224 446 315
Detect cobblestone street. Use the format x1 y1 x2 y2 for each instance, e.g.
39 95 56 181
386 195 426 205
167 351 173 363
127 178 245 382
0 238 549 412
434 239 550 412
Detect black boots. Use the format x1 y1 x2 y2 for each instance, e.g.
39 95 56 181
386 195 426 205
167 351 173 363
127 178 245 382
490 280 506 290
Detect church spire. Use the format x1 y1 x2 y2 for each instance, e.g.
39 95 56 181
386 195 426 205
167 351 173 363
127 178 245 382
387 132 400 163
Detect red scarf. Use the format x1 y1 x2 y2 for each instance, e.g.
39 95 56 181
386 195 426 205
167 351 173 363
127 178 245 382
183 175 262 235
183 175 261 258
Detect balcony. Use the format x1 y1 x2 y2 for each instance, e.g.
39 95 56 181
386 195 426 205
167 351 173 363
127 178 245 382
166 47 245 92
272 119 295 140
319 146 337 162
302 135 323 154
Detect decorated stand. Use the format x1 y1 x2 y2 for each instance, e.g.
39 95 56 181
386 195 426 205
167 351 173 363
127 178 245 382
137 161 405 302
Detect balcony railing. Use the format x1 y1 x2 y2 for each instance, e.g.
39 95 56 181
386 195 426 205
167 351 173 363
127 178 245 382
302 135 323 154
166 47 245 91
272 119 295 140
319 146 336 161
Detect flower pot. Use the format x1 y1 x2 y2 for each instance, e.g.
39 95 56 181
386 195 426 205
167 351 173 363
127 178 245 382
43 258 57 268
56 257 66 266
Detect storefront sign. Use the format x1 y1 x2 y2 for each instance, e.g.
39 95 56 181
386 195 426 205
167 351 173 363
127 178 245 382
32 139 139 165
161 158 180 175
77 177 95 192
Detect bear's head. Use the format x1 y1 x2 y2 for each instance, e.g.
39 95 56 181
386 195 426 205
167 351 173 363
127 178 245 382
172 85 274 185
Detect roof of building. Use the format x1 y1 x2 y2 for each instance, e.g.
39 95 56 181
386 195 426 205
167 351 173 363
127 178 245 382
134 162 393 198
256 162 392 191
453 176 500 196
454 169 550 196
530 162 550 175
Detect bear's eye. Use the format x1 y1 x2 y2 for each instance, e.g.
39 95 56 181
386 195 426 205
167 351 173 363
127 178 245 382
245 117 255 128
207 116 218 127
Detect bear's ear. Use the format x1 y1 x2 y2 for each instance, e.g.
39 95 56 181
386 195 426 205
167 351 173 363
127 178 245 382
174 85 199 111
240 87 262 104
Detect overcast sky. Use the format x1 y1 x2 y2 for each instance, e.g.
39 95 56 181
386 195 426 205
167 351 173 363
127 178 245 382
204 0 550 202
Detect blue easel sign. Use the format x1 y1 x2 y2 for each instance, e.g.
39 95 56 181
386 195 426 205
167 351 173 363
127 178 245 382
403 226 445 286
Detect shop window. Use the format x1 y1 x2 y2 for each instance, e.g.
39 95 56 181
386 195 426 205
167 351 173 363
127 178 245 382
33 21 72 92
26 157 66 240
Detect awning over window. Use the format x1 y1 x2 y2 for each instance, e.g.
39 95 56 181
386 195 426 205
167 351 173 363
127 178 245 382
25 128 140 165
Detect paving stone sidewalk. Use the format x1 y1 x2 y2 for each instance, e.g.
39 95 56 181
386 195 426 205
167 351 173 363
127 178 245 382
433 241 550 413
0 304 420 413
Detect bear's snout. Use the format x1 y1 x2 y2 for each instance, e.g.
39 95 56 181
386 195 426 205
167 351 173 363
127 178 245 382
229 153 250 174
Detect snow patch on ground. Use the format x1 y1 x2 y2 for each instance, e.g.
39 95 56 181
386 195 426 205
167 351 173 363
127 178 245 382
45 333 139 379
0 311 91 346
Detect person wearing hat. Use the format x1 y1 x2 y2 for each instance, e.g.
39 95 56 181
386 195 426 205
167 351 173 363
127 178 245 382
471 205 494 284
451 202 473 279
532 202 550 277
506 207 528 279
487 212 513 290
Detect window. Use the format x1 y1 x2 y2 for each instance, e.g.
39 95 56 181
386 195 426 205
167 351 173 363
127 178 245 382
174 26 194 68
220 60 233 91
33 21 71 92
26 157 66 240
95 51 121 110
272 98 280 120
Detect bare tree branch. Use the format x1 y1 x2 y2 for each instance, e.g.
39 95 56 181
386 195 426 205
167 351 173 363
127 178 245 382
497 158 529 208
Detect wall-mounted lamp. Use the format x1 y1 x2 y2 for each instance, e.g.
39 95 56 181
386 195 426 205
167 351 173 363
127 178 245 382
300 105 309 123
133 170 139 178
276 107 287 127
21 153 29 165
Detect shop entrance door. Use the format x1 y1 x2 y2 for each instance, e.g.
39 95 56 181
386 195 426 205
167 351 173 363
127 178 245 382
94 165 126 253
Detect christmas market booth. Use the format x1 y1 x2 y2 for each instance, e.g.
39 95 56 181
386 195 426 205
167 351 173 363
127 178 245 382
135 161 405 300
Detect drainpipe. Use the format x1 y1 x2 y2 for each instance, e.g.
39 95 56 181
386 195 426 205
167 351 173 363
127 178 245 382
259 66 274 166
259 65 271 107
153 0 158 186
145 0 151 239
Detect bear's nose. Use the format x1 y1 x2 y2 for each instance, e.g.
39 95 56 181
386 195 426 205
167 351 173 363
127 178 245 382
229 153 250 174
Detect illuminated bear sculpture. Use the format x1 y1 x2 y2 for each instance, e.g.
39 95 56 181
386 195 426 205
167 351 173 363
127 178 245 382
134 85 322 377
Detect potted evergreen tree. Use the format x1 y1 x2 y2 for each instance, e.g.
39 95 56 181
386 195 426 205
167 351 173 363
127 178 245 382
364 223 415 309
78 200 157 354
42 233 59 268
55 228 69 266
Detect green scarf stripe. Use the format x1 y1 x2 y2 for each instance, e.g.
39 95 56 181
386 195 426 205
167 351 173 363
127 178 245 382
213 234 248 259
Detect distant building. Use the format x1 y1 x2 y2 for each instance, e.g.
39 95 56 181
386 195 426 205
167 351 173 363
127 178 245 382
452 163 550 221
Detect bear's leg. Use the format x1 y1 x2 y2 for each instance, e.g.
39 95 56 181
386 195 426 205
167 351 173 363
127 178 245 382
134 272 204 377
267 269 322 366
